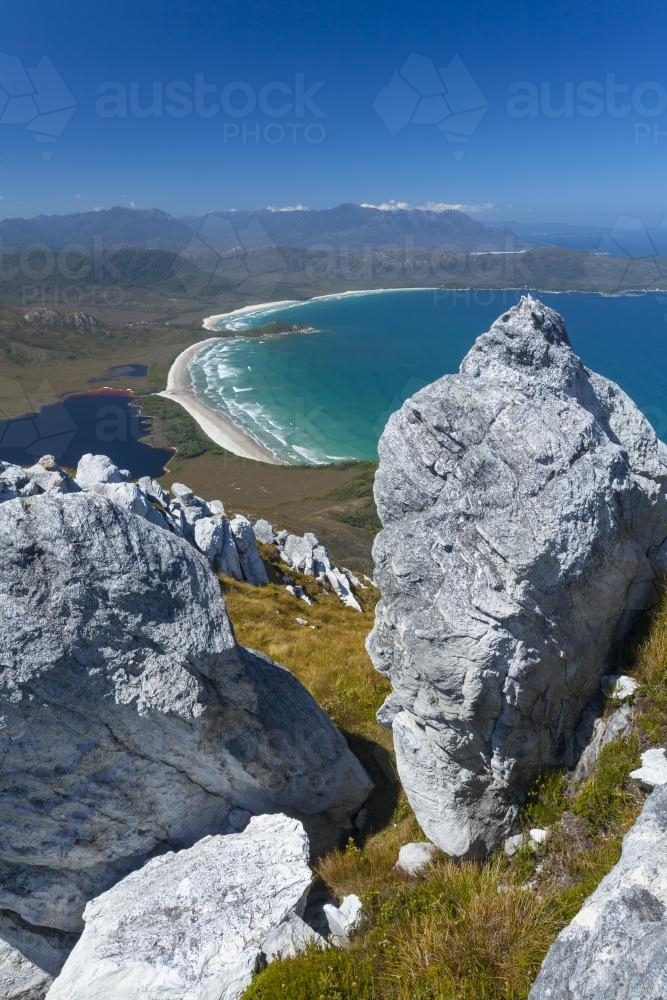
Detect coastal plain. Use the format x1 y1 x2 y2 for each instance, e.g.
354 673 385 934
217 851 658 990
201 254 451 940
4 237 667 568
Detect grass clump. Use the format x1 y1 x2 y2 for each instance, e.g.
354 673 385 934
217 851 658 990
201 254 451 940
633 603 667 745
571 736 640 833
522 770 568 829
246 855 573 1000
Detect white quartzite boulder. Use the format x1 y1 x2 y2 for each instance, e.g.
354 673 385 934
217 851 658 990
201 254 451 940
261 912 326 963
529 784 667 999
323 894 363 946
46 815 314 1000
368 297 667 858
74 452 128 489
253 518 276 544
602 673 639 701
0 491 371 992
572 703 634 783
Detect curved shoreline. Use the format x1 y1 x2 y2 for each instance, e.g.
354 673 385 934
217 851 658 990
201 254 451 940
202 287 441 332
165 286 666 467
159 338 283 465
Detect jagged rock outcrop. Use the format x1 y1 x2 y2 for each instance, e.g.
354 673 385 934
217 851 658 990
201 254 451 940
0 490 370 992
257 520 363 610
0 456 78 503
0 454 270 587
529 784 667 999
46 815 315 1000
368 296 667 858
230 515 269 585
0 458 366 609
23 310 108 336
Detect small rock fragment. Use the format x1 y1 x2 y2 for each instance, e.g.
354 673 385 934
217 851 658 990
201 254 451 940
395 842 437 875
630 748 667 790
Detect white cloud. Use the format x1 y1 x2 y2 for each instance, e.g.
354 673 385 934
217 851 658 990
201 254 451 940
359 201 414 212
360 200 412 211
74 193 82 199
360 200 494 214
266 204 309 213
129 200 136 208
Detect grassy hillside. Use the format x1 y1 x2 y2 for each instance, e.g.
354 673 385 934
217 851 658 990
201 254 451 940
222 561 667 1000
222 547 393 819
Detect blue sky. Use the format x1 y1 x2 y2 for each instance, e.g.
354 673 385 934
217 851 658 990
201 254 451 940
1 0 666 224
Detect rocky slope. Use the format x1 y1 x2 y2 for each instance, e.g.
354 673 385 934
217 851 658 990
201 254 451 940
0 480 370 995
254 518 365 611
0 454 367 607
368 295 667 858
530 783 667 998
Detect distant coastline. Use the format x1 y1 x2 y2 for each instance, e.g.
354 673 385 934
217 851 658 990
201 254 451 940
202 287 443 334
203 284 667 335
163 286 665 466
166 289 444 465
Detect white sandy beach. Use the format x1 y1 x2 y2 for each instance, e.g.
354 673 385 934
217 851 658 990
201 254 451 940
202 299 302 331
166 288 446 465
159 338 283 465
201 287 444 332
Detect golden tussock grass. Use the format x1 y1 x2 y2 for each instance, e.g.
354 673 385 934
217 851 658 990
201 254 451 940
229 554 667 1000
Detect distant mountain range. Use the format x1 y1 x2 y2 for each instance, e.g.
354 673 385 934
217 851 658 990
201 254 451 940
0 204 513 252
0 208 193 252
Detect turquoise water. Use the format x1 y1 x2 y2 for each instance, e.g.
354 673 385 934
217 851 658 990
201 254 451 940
189 289 667 464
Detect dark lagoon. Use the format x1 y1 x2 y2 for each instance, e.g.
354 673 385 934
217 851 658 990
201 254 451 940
0 391 174 477
88 364 149 384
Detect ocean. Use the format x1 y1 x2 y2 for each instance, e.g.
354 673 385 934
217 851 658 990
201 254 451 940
190 289 667 464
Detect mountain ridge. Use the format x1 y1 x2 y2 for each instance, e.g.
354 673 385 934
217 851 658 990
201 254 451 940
0 204 512 252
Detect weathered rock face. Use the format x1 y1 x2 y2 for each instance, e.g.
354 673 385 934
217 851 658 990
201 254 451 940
230 515 269 585
46 815 314 1000
529 784 667 999
368 296 667 858
0 490 370 984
